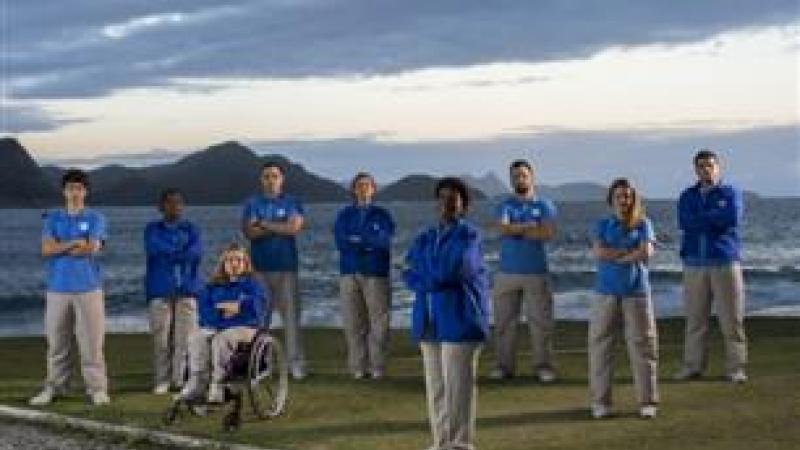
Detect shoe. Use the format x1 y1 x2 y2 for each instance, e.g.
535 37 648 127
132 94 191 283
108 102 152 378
207 383 225 403
291 365 307 380
728 370 748 384
489 368 512 380
153 383 171 395
673 368 702 381
537 368 557 384
371 369 385 380
591 403 610 419
177 377 202 401
639 404 658 419
90 391 111 406
29 387 56 406
353 371 367 380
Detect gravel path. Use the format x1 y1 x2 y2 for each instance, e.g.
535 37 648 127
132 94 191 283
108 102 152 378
0 422 146 450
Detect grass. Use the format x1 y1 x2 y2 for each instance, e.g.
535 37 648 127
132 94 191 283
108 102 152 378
0 318 798 450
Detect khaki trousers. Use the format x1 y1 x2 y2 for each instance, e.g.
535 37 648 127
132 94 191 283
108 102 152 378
254 271 305 370
187 327 257 389
492 273 555 373
420 342 482 450
588 295 659 407
44 290 108 394
148 297 198 387
681 263 747 374
340 274 391 374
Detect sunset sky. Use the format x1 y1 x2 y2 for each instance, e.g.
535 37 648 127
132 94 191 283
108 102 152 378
2 1 798 196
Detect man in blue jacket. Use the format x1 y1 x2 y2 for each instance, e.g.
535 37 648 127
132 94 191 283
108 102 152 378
675 150 748 383
242 162 307 379
144 188 202 394
333 172 396 379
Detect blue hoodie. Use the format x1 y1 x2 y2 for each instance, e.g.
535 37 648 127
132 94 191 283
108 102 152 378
404 219 489 343
144 219 203 300
333 203 395 277
678 181 743 266
197 276 267 330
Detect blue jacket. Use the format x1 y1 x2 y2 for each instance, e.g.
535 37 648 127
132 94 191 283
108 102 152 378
333 204 395 277
404 219 489 343
144 219 203 301
678 181 743 266
197 276 268 330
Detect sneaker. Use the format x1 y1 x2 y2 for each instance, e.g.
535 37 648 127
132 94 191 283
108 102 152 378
489 368 512 380
29 387 56 406
673 368 702 381
591 403 610 419
291 365 307 380
371 369 385 380
353 371 367 380
728 370 748 384
90 391 111 406
639 404 658 419
177 378 202 401
207 383 225 403
153 383 171 395
537 368 557 384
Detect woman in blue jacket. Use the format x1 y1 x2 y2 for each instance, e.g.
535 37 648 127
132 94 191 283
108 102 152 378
404 177 488 450
333 172 396 379
589 178 659 420
144 188 202 395
178 243 267 404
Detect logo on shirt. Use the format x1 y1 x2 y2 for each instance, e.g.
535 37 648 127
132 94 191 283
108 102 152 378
276 208 286 217
372 222 380 231
78 222 90 232
531 208 541 218
718 200 727 208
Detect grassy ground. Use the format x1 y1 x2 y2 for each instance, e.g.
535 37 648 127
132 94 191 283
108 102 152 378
0 318 798 450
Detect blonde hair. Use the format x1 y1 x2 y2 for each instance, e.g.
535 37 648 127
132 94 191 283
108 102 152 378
209 243 254 284
606 178 645 230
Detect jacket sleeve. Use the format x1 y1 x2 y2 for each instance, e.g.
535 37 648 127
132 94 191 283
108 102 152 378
175 223 202 262
239 279 266 328
144 223 178 258
361 209 395 250
403 233 432 292
334 209 361 252
677 191 710 232
460 231 487 285
197 287 216 329
704 187 743 231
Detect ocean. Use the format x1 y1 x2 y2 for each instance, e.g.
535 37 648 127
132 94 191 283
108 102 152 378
1 198 798 336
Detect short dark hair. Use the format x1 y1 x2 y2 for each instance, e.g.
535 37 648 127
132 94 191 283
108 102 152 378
509 159 533 172
350 172 376 192
262 161 286 174
61 169 89 189
693 149 718 165
435 177 471 212
158 187 185 205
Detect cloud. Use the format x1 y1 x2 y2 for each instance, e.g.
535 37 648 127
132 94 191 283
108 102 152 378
7 1 799 99
0 105 88 133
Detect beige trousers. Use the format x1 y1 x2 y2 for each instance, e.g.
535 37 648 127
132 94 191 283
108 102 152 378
340 274 391 374
148 297 198 387
492 273 555 373
187 327 257 389
44 290 108 394
588 295 659 407
420 342 482 450
254 271 305 370
681 263 747 374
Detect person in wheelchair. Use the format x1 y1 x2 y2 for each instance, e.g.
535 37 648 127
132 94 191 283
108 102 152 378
178 243 268 404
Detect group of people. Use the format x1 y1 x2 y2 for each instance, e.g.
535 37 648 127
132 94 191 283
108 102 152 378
27 150 747 450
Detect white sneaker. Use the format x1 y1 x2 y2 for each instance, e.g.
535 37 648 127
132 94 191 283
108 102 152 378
353 371 367 380
178 378 202 401
728 370 748 384
489 368 512 380
537 368 557 384
591 403 610 419
29 388 56 406
371 369 385 380
90 391 111 406
291 365 307 380
207 383 225 403
153 383 171 395
639 405 658 419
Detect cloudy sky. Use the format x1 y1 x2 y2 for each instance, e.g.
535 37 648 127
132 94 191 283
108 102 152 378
2 1 799 196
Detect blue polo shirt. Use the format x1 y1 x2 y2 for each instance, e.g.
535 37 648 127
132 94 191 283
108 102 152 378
594 216 655 297
42 208 107 293
241 194 304 272
496 196 557 274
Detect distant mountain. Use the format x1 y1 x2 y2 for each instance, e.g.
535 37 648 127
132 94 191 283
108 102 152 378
0 137 59 207
377 174 487 202
538 182 607 202
461 172 509 198
3 140 349 207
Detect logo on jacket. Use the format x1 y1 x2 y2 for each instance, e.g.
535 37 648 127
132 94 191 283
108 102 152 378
718 200 727 208
78 222 90 232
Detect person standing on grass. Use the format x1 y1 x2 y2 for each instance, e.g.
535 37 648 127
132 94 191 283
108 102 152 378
404 177 489 450
333 172 396 380
675 149 748 383
144 188 202 395
589 178 659 420
490 159 558 382
30 169 111 406
242 162 307 380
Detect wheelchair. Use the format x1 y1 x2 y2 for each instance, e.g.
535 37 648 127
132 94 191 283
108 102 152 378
163 328 289 431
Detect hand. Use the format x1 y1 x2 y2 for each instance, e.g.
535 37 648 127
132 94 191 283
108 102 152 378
216 302 240 319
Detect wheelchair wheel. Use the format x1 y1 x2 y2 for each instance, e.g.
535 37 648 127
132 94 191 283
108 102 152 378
247 333 289 419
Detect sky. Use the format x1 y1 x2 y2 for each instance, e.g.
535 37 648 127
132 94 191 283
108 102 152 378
2 1 799 196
